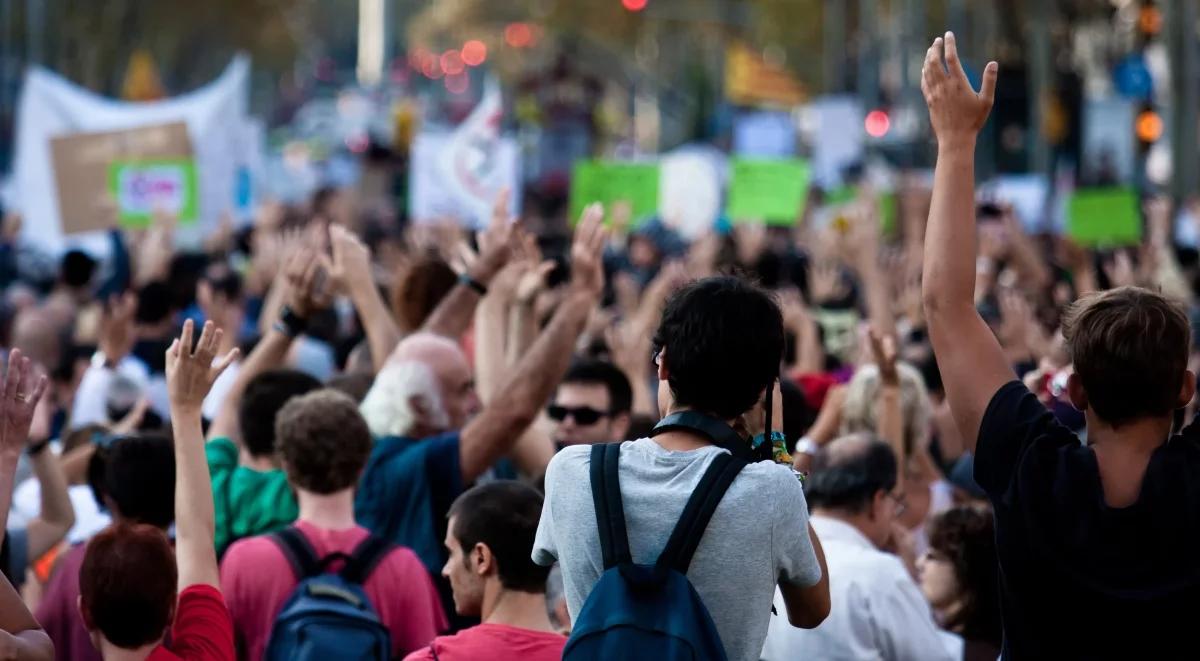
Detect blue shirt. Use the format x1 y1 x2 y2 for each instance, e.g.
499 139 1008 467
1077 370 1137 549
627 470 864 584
354 432 463 576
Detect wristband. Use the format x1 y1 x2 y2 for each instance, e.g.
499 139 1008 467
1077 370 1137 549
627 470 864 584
276 305 308 338
27 438 51 457
459 274 488 296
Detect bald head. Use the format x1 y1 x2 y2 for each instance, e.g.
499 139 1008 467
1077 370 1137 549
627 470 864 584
805 434 898 515
387 333 478 431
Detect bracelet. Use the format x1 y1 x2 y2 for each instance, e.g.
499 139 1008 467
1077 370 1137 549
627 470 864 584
459 274 488 296
27 438 51 456
275 305 308 338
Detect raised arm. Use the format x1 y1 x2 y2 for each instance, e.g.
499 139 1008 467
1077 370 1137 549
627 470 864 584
167 320 239 590
869 328 906 492
920 33 1015 444
458 204 608 483
421 193 516 340
22 397 74 561
208 249 327 441
0 573 53 661
0 351 48 539
322 225 401 374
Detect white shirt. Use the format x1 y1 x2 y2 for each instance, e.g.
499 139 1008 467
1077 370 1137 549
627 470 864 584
761 515 959 661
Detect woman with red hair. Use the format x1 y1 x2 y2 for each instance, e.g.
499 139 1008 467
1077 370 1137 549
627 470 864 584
79 320 239 660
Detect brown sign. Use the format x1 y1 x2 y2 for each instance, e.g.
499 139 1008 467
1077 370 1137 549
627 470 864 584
49 121 193 235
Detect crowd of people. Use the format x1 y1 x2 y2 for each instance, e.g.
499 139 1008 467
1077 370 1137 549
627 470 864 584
0 31 1194 660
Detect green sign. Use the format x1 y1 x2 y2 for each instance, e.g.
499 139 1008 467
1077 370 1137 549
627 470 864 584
107 158 199 228
1066 187 1141 247
727 159 810 225
569 161 660 225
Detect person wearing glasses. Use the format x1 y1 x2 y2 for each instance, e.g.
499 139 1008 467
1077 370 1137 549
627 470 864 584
546 360 632 449
762 433 957 661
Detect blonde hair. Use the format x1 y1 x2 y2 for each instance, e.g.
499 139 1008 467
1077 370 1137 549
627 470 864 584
839 362 932 457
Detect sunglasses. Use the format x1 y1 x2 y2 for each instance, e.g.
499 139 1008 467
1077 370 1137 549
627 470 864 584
547 405 609 426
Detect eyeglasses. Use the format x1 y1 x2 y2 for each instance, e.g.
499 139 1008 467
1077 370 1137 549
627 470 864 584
547 405 609 426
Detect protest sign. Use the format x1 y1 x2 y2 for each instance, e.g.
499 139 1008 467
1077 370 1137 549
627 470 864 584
49 121 195 234
409 79 521 229
1066 187 1142 246
727 158 809 225
108 158 199 227
569 161 660 225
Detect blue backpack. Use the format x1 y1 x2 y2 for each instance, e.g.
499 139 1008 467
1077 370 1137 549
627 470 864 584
563 442 747 661
264 527 393 661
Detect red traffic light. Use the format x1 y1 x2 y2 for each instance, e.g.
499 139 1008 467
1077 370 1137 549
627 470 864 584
622 0 648 11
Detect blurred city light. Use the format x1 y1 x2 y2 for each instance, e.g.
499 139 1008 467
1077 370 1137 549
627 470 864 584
865 110 891 138
1136 109 1164 142
504 23 534 48
445 72 470 95
622 0 649 12
462 40 488 66
441 50 465 76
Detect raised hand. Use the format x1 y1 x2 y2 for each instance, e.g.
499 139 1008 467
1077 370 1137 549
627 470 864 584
166 320 238 415
0 350 48 458
809 258 848 305
471 188 519 282
869 327 900 386
284 247 333 318
98 292 138 365
514 233 555 306
921 32 998 145
321 224 375 296
569 203 609 299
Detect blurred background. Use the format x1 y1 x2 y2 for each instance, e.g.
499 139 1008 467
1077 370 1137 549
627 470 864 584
0 0 1196 247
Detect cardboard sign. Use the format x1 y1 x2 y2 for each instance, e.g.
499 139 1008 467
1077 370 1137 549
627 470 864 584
569 161 660 225
108 159 199 226
1066 187 1142 246
49 122 194 234
727 158 810 225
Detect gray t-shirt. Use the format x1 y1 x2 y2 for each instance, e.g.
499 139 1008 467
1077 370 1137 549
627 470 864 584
533 438 822 661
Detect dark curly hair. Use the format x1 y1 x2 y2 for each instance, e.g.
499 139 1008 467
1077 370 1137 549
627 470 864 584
275 388 372 494
927 505 1002 646
652 276 784 420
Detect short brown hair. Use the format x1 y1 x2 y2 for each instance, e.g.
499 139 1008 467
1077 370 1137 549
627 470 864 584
1062 286 1190 426
80 523 177 649
275 389 372 494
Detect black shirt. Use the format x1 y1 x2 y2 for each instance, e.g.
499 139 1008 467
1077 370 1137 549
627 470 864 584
977 381 1200 659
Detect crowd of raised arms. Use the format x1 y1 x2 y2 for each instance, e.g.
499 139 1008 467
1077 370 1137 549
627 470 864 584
0 32 1194 661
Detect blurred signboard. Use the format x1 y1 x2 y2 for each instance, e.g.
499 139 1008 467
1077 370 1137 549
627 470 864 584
50 121 195 234
569 161 659 225
725 42 805 109
1066 187 1142 246
810 96 864 188
1082 98 1136 186
733 111 796 158
727 158 809 225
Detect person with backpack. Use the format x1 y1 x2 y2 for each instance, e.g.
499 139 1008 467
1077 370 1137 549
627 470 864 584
921 32 1200 658
404 481 565 661
220 388 445 660
533 276 831 661
78 319 238 660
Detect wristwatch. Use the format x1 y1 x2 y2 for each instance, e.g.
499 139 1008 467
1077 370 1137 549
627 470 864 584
795 436 821 456
274 305 309 338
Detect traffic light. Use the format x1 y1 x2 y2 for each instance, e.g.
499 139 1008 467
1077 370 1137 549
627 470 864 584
622 0 648 11
864 109 890 138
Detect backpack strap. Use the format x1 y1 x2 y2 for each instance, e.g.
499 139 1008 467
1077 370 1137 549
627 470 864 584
270 527 322 581
590 443 632 569
339 533 394 585
656 452 748 573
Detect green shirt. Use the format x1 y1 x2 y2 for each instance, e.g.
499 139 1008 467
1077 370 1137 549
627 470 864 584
206 437 297 556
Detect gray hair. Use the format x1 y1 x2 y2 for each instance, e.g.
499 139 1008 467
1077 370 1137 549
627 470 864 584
359 361 449 438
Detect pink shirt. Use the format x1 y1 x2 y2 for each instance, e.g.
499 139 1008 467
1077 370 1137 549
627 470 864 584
403 623 566 661
220 520 446 660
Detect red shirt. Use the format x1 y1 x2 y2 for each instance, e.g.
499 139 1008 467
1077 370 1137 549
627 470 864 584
220 520 446 660
146 584 236 661
403 623 566 661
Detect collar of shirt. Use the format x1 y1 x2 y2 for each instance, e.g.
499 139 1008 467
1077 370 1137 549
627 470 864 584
810 515 877 551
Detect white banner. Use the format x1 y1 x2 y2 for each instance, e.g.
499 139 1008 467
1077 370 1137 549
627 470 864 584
10 56 253 254
409 79 520 229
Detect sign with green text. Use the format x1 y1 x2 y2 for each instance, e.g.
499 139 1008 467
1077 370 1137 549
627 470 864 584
107 159 199 228
1066 187 1141 247
727 158 810 225
569 161 660 225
